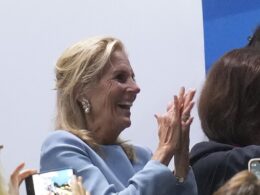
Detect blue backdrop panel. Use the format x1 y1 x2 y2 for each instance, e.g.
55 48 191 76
203 0 260 72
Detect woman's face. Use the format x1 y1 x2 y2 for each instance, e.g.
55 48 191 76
85 49 140 143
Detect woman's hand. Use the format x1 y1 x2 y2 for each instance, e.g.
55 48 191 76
152 90 182 166
8 163 37 195
71 175 90 195
174 88 196 180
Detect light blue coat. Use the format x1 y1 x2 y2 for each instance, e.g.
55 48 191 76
40 130 197 195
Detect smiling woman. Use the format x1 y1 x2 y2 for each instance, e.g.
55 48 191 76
80 49 140 144
40 36 197 195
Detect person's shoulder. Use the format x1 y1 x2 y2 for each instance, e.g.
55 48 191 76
240 144 260 152
226 145 260 164
41 130 87 150
191 142 260 173
191 141 233 155
190 141 232 165
43 130 79 142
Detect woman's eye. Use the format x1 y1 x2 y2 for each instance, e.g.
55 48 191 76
132 75 136 82
115 74 127 83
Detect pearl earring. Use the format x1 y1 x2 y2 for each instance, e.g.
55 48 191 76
81 98 91 114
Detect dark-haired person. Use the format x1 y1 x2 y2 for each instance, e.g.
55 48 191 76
40 36 197 195
247 26 260 48
190 46 260 195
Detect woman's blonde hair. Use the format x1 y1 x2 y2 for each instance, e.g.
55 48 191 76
0 171 7 195
214 170 260 195
0 147 7 195
55 36 135 161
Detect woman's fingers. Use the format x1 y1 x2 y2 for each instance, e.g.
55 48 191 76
182 117 193 128
71 175 80 194
167 95 178 113
181 101 194 123
178 87 185 106
182 117 193 145
181 89 195 126
77 176 85 195
10 163 36 185
181 101 194 147
71 175 89 195
9 163 37 195
10 163 25 180
156 96 181 146
168 88 195 113
183 89 196 108
17 169 37 185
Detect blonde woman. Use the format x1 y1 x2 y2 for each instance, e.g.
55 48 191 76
40 36 197 195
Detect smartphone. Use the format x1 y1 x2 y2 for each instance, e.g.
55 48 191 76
248 158 260 179
25 168 74 195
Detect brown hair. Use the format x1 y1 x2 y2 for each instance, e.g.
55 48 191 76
247 26 260 49
214 170 260 195
198 48 260 146
55 36 135 161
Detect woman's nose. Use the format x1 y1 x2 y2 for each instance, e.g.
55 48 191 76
127 80 141 94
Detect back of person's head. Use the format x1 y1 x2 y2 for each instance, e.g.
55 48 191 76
247 26 260 49
198 48 260 146
213 170 260 195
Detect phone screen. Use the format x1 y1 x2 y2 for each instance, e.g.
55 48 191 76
25 169 74 195
249 159 260 179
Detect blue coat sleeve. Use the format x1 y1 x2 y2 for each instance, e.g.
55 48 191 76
40 131 197 195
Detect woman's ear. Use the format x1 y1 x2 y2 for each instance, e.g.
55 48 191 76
76 90 91 105
76 92 84 103
74 83 88 103
74 82 94 104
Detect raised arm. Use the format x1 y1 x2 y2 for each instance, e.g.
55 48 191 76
174 88 195 180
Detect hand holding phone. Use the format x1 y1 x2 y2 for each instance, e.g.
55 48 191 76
9 163 37 195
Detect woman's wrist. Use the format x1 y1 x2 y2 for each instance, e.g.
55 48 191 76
175 175 185 183
152 147 174 166
174 152 189 179
174 166 189 180
173 165 191 183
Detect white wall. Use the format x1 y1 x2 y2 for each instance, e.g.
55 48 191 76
0 0 206 194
